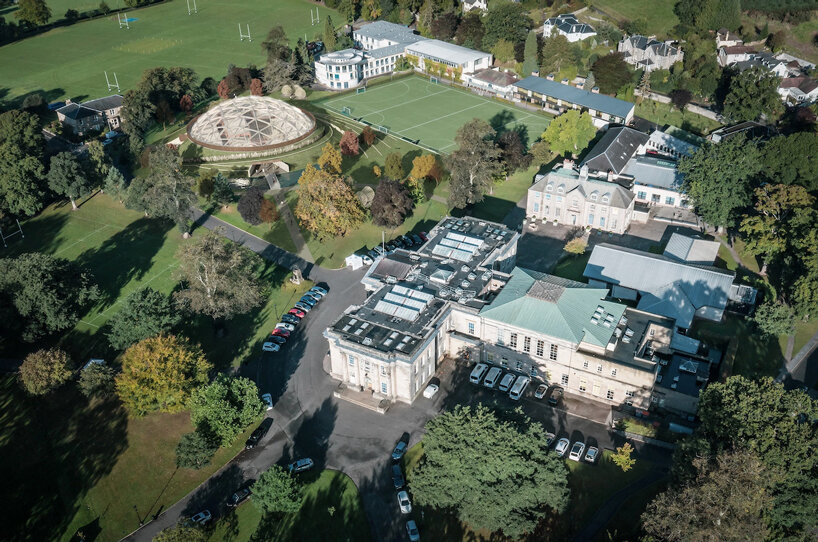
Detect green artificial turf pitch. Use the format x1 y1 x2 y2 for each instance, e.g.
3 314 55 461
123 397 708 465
316 76 551 154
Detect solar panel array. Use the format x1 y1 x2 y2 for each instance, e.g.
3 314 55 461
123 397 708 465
373 285 434 321
431 232 484 262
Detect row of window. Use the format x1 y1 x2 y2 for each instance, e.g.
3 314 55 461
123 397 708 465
505 331 558 360
582 359 617 377
347 354 390 394
636 191 676 206
532 203 619 230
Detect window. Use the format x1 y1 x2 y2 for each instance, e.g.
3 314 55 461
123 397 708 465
665 196 675 205
523 336 531 353
546 193 551 200
381 366 387 376
536 340 544 357
550 344 558 360
546 184 554 192
599 216 606 228
533 202 539 212
587 213 594 225
487 352 495 363
583 360 589 369
597 364 603 373
589 204 596 212
590 192 598 201
561 374 569 385
611 368 617 377
497 328 505 346
381 382 388 394
637 191 647 200
651 194 661 203
510 333 518 349
467 322 475 336
579 378 587 393
606 389 615 400
348 355 356 366
625 390 635 397
601 194 610 204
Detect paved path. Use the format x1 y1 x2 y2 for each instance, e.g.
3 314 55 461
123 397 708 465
571 466 668 542
430 194 447 204
272 191 314 263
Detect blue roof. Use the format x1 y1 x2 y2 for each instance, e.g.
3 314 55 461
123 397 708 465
514 76 635 119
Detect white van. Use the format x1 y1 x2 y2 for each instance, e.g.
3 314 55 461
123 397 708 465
509 376 530 400
483 367 502 388
469 363 489 385
498 373 516 392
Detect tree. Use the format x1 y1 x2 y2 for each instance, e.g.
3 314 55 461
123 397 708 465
317 142 343 175
85 140 110 185
189 375 263 446
249 77 263 96
669 88 693 111
339 130 360 156
261 25 291 63
678 135 761 228
522 31 538 77
455 12 484 49
753 299 796 336
294 164 364 239
259 198 278 223
0 109 47 216
210 173 234 208
361 126 376 147
431 11 459 41
563 237 587 255
323 15 337 52
153 525 207 542
759 132 818 190
591 53 632 95
384 152 404 180
47 152 91 210
176 431 218 470
482 1 531 51
370 179 413 228
106 287 181 350
542 110 595 157
446 119 503 209
740 184 814 274
595 21 622 45
98 1 110 14
767 29 786 52
491 39 515 63
216 78 230 99
197 170 215 199
173 231 264 321
115 334 211 416
621 17 647 35
416 0 433 36
237 186 266 226
611 442 636 472
338 0 359 22
18 348 73 396
673 0 740 32
540 33 578 76
528 140 552 166
408 405 569 538
77 363 116 398
128 146 197 232
179 93 194 112
0 253 100 342
252 465 303 514
15 0 51 25
497 131 531 174
409 154 441 183
723 67 783 122
643 449 771 542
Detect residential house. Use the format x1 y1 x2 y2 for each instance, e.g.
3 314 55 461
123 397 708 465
543 14 596 42
462 0 487 12
717 45 757 67
715 28 742 48
733 51 792 77
778 77 818 105
56 94 123 135
580 126 649 177
463 68 520 98
618 35 683 72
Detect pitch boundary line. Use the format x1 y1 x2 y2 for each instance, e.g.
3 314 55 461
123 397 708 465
400 103 484 134
365 87 454 117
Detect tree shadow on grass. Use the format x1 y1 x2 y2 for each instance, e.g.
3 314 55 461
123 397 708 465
280 397 338 473
1 210 69 259
0 377 128 542
181 463 244 520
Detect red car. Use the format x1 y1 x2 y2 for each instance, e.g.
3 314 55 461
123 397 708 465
271 328 291 338
419 232 428 242
288 308 306 318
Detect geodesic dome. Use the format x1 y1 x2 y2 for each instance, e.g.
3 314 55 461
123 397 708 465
187 96 316 151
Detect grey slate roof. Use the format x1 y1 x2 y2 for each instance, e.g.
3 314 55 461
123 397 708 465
580 126 649 175
514 76 635 119
544 14 595 36
583 243 735 329
56 94 123 120
470 68 519 87
623 35 679 57
622 155 683 191
663 233 719 265
531 167 635 209
354 20 421 45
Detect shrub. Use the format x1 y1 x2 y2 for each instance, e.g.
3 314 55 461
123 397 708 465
19 348 73 396
176 431 218 469
78 363 116 398
237 186 265 226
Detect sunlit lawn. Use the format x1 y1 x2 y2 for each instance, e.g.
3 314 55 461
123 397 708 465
635 100 721 136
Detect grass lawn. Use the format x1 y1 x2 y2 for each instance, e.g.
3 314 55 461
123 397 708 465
690 313 783 378
207 470 370 542
635 100 721 137
203 198 298 254
451 164 539 224
1 0 101 23
316 76 551 154
0 0 337 103
552 251 591 282
590 0 679 37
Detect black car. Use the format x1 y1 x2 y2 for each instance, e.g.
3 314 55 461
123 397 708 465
281 314 300 325
410 234 422 245
396 236 410 248
245 418 274 449
367 249 380 260
268 335 286 345
299 296 317 307
392 464 405 489
548 386 564 406
227 487 251 507
385 241 398 251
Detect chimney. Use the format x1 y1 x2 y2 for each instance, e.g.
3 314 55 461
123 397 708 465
607 170 615 182
532 70 540 77
579 164 589 180
563 158 575 170
546 73 555 81
591 86 600 93
561 78 569 85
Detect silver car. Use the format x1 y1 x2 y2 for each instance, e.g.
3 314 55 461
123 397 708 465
555 437 570 457
397 490 412 514
569 441 586 462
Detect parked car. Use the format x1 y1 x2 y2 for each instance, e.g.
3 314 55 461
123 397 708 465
509 376 530 401
367 249 380 261
303 292 321 303
262 342 280 353
569 441 586 462
483 367 502 388
555 437 570 457
281 314 301 326
271 328 290 338
584 446 599 464
293 303 312 313
534 384 548 399
548 386 564 406
406 520 420 541
418 232 428 242
261 393 273 411
289 458 315 473
397 490 412 514
392 464 405 489
373 245 385 256
267 335 286 345
361 253 374 266
189 510 212 525
275 322 295 332
423 383 439 398
288 308 306 318
227 487 251 507
469 363 489 384
310 285 328 296
498 373 516 392
246 418 273 449
391 441 408 461
397 235 411 247
298 296 317 307
385 241 398 251
545 432 556 447
410 234 423 245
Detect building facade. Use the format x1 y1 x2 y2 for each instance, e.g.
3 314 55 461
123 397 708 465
463 68 520 99
56 95 123 135
618 35 683 72
543 14 596 42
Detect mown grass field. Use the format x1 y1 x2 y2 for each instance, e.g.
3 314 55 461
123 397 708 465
590 0 679 38
0 0 337 103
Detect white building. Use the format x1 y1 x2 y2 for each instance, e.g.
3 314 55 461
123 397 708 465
622 155 690 209
543 14 596 42
618 35 683 72
462 0 487 12
778 77 818 105
463 68 520 98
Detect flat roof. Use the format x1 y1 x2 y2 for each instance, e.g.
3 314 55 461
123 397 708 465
622 155 683 191
405 39 491 66
514 76 635 119
353 20 421 44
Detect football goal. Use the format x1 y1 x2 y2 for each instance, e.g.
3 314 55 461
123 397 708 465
430 76 439 84
356 87 367 94
341 106 352 116
375 125 388 134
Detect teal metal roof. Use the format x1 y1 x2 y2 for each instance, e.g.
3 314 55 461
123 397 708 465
514 76 635 119
480 268 625 347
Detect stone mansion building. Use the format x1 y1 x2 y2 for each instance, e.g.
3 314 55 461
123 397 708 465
325 217 715 416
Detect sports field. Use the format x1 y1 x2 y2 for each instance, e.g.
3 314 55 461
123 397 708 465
316 77 551 153
0 0 336 102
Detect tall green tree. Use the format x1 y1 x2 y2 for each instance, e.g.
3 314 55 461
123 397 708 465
678 135 761 228
384 152 404 180
455 12 484 49
323 15 337 52
252 465 303 514
760 132 818 190
408 405 569 538
15 0 51 25
0 109 47 216
294 164 364 239
261 25 291 63
521 31 538 77
173 231 264 321
540 33 578 76
753 299 796 336
77 363 117 399
591 53 632 95
541 110 595 157
18 348 73 396
103 166 127 202
482 1 531 51
0 253 100 341
371 178 414 228
126 146 196 232
723 67 783 122
338 0 360 22
188 375 263 446
445 119 503 209
175 431 217 470
47 152 92 210
210 172 234 208
106 287 181 350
